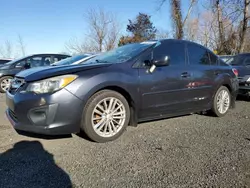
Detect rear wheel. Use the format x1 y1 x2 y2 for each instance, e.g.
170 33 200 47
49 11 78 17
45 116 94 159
0 76 13 93
211 86 231 117
81 90 130 143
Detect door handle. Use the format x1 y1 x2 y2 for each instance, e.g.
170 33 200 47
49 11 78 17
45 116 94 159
181 72 191 78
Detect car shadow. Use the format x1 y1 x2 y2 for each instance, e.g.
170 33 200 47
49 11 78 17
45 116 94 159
0 141 72 188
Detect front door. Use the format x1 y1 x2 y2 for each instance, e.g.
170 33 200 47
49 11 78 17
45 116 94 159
137 40 192 119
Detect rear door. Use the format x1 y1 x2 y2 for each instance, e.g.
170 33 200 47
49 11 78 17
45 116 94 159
138 40 192 119
186 43 215 108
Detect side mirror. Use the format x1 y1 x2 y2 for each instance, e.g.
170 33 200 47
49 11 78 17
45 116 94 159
153 56 170 67
148 56 170 73
15 64 23 69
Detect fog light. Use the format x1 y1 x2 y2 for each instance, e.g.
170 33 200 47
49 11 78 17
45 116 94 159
29 108 47 126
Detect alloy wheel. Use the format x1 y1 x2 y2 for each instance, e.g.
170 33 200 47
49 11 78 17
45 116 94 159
91 97 126 138
216 89 230 114
0 78 12 92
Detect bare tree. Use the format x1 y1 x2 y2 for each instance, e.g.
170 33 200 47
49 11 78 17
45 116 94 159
84 8 121 52
65 36 96 55
158 0 197 39
65 8 121 54
104 18 121 51
155 28 169 39
214 0 227 53
184 18 199 41
0 40 13 58
170 0 183 39
239 0 250 52
17 35 26 56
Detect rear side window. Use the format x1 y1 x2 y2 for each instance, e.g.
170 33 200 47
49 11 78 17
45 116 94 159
208 52 218 65
187 43 210 65
153 41 186 65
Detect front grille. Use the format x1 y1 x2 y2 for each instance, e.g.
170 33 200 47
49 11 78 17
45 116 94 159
9 109 18 122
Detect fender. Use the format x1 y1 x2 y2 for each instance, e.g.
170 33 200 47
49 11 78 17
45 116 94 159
65 67 140 127
211 73 238 108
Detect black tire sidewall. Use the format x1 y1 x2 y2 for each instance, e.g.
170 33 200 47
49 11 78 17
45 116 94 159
212 86 231 117
81 90 130 143
0 76 13 93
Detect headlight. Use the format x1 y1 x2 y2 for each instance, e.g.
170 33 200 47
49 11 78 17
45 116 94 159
26 75 78 94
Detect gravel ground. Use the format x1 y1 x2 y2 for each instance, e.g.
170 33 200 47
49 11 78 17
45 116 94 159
0 93 250 188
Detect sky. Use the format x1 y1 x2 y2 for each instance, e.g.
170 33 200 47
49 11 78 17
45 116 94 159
0 0 194 57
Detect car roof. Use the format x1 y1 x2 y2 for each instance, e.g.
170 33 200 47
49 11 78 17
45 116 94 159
27 53 70 56
156 39 216 54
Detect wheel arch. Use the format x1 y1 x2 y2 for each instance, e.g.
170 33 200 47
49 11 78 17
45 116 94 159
93 85 138 127
212 74 235 108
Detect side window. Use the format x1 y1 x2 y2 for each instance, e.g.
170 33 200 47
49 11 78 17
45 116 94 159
187 44 210 65
135 49 152 68
208 52 218 66
28 56 43 67
55 55 68 62
153 41 186 65
44 56 52 65
54 57 60 63
15 60 26 68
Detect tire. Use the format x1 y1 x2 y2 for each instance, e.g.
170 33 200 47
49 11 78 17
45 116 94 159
0 76 13 93
211 86 231 117
81 90 130 143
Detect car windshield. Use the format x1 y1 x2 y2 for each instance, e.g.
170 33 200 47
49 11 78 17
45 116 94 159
71 55 97 65
52 54 89 66
83 42 158 65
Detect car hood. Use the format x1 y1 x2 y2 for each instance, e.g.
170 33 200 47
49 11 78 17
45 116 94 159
16 63 112 82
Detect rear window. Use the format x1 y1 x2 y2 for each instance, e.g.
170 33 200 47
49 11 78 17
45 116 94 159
187 43 210 65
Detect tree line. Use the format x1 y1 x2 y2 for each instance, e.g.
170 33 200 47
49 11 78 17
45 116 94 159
67 0 249 55
1 0 249 58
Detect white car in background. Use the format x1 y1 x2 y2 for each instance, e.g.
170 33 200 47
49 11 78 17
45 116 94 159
51 54 97 66
0 58 13 65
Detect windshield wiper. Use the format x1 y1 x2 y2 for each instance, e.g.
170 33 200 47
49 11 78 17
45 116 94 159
95 59 109 63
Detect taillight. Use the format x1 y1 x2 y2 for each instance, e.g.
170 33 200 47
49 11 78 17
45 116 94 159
232 68 238 77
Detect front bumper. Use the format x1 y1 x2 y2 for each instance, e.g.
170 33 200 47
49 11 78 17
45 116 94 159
238 83 250 96
5 88 83 135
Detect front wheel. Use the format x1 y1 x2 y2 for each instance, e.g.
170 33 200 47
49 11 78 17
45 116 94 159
0 76 13 93
81 90 130 143
211 86 231 117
